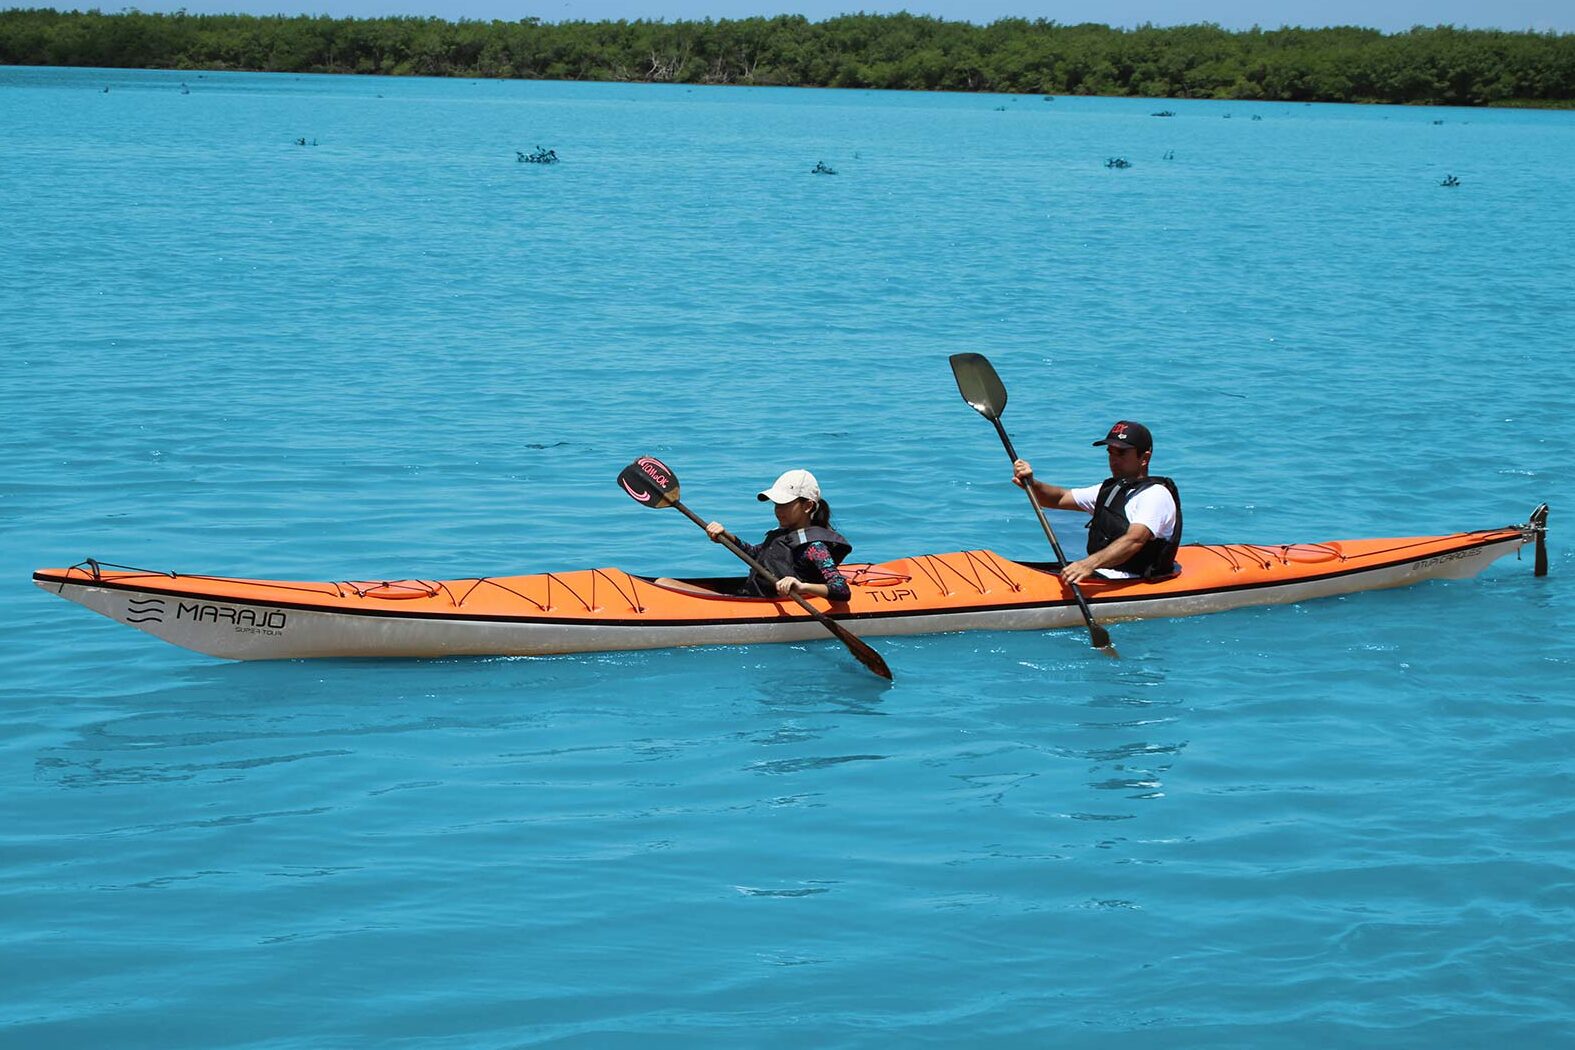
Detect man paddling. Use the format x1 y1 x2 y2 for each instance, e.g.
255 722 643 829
1011 420 1182 585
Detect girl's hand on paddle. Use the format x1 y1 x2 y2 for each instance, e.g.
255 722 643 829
775 576 803 596
1011 458 1033 488
705 522 727 543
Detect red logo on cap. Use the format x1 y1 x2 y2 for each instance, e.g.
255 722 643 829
1112 423 1129 437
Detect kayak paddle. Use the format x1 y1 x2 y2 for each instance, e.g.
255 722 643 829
616 456 893 680
949 352 1119 658
1532 502 1549 577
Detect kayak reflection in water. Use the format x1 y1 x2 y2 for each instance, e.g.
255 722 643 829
1011 420 1183 586
655 469 853 600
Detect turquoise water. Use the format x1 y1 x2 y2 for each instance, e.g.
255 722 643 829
3 65 1574 1045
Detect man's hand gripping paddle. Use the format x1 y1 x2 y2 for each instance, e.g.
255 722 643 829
617 456 893 680
948 353 1119 658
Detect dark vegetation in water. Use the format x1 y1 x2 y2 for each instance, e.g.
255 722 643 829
2 10 1572 108
517 145 559 163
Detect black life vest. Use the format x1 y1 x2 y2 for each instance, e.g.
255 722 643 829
741 526 852 597
1085 475 1182 578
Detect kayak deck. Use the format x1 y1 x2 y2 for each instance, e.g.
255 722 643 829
31 510 1546 661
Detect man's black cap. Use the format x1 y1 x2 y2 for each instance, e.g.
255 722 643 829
1093 420 1152 452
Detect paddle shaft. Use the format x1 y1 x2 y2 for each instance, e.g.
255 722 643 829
668 500 892 679
988 418 1115 653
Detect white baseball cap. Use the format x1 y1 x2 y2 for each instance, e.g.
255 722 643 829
757 469 821 504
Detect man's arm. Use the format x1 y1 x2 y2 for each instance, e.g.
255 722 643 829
1011 458 1083 511
1061 523 1154 586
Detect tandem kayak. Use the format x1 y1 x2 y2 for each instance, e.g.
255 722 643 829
32 505 1547 662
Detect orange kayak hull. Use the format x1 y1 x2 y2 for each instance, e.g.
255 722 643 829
32 517 1541 661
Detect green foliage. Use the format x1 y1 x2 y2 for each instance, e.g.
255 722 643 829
0 8 1570 105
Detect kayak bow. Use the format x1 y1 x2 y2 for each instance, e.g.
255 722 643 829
32 507 1547 661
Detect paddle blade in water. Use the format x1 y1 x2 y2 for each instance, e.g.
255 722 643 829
1090 624 1119 658
617 456 681 509
949 353 1008 420
829 620 893 680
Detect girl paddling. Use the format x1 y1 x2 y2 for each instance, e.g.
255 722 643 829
656 469 852 600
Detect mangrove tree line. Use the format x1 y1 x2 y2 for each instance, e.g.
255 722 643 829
2 8 1572 106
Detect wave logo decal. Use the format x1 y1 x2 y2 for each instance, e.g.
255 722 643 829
126 597 166 624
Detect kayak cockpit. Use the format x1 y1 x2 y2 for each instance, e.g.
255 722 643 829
630 575 781 600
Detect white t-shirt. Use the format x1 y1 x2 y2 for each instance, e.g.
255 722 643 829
1068 480 1179 579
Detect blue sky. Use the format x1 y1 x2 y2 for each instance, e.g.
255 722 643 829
72 2 1575 32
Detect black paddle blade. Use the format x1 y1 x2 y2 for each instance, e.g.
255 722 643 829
949 353 1008 421
617 456 681 509
1532 502 1549 577
832 622 893 680
1089 624 1119 658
